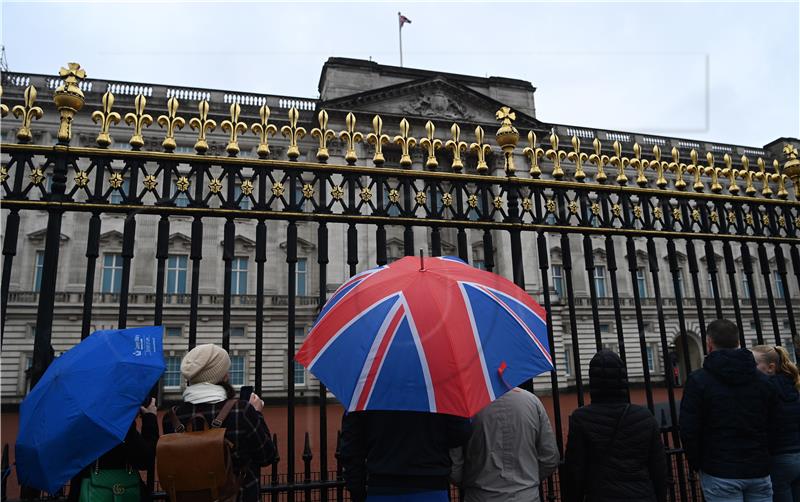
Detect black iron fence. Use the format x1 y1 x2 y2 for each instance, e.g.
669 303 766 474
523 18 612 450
1 63 799 502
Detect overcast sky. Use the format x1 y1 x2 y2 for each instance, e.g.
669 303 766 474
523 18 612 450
2 1 798 147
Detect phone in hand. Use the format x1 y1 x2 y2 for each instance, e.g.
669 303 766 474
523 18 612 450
239 385 254 403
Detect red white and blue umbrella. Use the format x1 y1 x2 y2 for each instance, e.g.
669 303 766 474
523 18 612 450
295 256 553 418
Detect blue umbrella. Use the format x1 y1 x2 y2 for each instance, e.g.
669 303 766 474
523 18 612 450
15 326 165 494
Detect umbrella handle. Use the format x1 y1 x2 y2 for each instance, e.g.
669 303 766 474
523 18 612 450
419 249 425 271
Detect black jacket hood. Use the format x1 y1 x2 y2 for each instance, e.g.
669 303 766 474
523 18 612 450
703 348 757 386
589 349 630 403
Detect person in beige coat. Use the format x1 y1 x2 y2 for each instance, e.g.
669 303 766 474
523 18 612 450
450 387 560 502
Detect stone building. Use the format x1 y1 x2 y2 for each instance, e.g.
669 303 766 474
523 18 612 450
1 57 798 404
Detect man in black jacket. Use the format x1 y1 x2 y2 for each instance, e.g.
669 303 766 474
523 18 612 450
679 319 777 502
340 410 471 502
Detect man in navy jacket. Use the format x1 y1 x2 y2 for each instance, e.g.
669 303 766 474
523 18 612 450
679 319 777 502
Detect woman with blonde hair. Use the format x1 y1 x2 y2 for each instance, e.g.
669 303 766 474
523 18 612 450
752 344 800 502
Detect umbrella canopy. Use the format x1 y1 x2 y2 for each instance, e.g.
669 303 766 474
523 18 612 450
295 256 553 417
16 326 165 494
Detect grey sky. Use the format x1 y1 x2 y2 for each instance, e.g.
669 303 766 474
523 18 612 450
2 1 798 147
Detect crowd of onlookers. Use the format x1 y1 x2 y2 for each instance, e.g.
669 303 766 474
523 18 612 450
60 319 798 502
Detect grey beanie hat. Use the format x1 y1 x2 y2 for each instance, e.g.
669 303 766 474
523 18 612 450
181 344 231 385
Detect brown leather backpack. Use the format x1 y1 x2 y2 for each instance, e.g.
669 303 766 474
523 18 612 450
157 399 241 502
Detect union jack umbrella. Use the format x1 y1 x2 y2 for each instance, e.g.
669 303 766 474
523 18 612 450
295 256 553 417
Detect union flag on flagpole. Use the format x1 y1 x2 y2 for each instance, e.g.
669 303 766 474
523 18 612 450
399 12 412 28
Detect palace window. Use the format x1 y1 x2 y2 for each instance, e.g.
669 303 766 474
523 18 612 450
164 356 182 388
593 266 607 297
101 253 123 293
296 258 307 296
552 265 564 298
167 255 188 294
230 257 248 295
33 251 44 292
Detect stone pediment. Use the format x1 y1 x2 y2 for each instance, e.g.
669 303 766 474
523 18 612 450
323 77 541 126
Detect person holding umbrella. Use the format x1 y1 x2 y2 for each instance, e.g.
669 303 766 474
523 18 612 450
296 255 556 502
66 398 159 502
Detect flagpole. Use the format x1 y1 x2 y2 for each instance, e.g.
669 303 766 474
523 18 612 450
398 16 403 67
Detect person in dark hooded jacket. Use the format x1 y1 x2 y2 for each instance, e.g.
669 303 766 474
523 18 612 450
752 344 800 502
562 349 667 502
679 319 777 502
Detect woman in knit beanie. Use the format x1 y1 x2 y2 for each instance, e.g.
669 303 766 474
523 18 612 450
162 344 275 501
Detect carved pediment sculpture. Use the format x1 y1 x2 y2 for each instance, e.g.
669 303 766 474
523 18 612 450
401 91 474 121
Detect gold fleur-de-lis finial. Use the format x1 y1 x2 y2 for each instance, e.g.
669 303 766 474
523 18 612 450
11 85 43 143
445 123 468 172
91 91 121 148
366 114 390 166
495 106 519 174
339 112 364 165
250 104 277 159
420 120 442 169
588 138 608 184
686 149 705 192
739 156 757 196
220 102 247 156
157 96 185 153
281 107 306 161
651 145 668 189
755 158 773 197
0 85 8 118
310 109 335 162
630 143 649 187
189 99 217 154
124 94 153 149
523 131 545 179
53 62 86 144
567 136 588 181
720 153 739 194
609 140 628 185
669 147 687 190
470 126 492 173
772 159 789 199
783 143 800 197
704 152 723 193
394 118 417 168
546 133 567 179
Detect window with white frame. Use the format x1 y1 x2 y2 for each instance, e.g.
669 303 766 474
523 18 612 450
552 265 564 298
646 344 657 373
473 260 486 271
294 328 306 386
167 255 188 294
230 326 245 338
675 268 685 298
230 355 245 387
230 257 248 295
22 355 33 394
33 251 45 292
164 356 183 388
296 258 307 296
775 271 784 299
593 266 607 297
563 343 574 377
101 253 123 293
636 268 648 298
741 273 750 299
707 273 717 298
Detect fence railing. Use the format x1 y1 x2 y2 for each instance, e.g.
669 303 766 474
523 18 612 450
1 62 799 502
